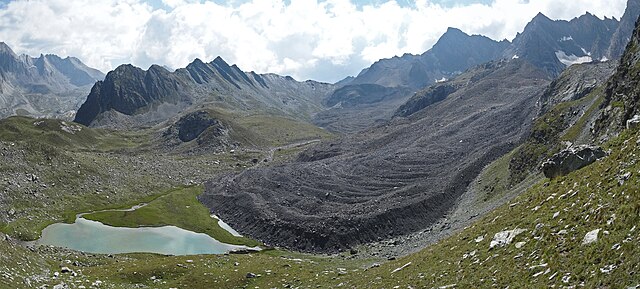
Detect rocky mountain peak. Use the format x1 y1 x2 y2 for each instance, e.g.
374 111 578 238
187 58 206 68
433 27 469 46
0 42 16 56
110 64 144 78
532 12 552 23
148 64 169 73
212 56 229 67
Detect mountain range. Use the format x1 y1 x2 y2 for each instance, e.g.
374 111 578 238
0 42 104 119
74 57 332 128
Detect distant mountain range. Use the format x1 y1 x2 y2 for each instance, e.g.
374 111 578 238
0 42 104 119
1 0 638 130
347 27 510 90
74 57 333 128
315 1 640 132
332 0 638 100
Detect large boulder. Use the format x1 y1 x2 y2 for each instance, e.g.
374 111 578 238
541 145 607 178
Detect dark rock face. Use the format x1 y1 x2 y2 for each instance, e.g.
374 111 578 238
74 65 191 126
541 145 607 178
395 83 457 117
0 42 104 119
200 59 550 253
172 111 225 142
161 110 233 152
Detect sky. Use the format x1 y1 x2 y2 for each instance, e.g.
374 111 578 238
0 0 628 83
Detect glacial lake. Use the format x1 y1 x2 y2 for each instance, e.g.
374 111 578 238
36 217 259 256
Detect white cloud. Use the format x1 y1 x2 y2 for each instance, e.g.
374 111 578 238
0 0 628 83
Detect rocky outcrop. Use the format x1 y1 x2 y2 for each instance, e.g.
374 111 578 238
627 114 640 129
538 61 617 114
161 110 235 151
489 229 526 249
593 12 640 139
167 111 227 142
395 83 457 117
541 145 607 178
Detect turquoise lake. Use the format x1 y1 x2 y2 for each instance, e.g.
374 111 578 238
36 217 258 255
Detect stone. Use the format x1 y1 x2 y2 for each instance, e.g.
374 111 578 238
490 229 526 249
53 283 68 289
582 229 600 245
626 115 640 130
618 172 632 185
515 241 527 249
542 145 607 178
246 272 257 278
60 266 72 273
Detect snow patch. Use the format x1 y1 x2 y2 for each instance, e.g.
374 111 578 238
555 51 592 66
512 55 519 59
559 36 574 42
435 77 447 83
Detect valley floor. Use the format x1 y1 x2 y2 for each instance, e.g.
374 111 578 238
1 118 638 288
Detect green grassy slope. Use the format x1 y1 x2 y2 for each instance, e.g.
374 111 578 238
83 186 260 247
329 127 640 288
6 125 636 289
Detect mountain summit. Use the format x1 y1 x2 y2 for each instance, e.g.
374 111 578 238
504 12 619 76
348 28 509 89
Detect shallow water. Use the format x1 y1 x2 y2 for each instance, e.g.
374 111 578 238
37 218 258 255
